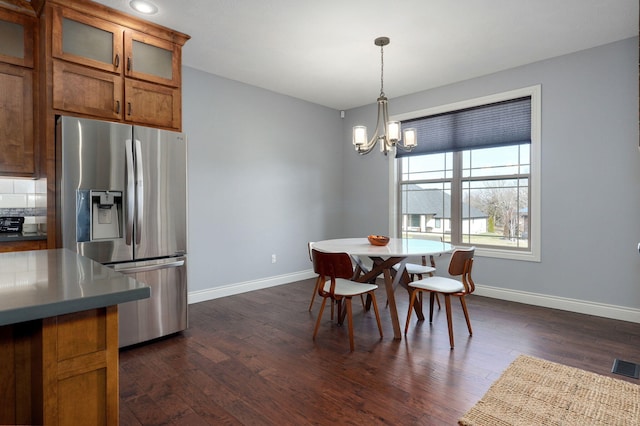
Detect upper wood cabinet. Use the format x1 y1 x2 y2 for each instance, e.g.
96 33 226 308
0 8 36 177
125 78 180 128
52 6 180 87
0 62 34 176
47 1 188 129
52 59 123 120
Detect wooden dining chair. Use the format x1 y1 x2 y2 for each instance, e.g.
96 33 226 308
311 249 383 351
309 242 358 320
404 247 475 349
393 254 436 280
307 242 324 311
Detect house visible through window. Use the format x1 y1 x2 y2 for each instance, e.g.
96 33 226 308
393 86 540 261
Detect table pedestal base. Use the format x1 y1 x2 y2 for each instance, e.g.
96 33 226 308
354 256 425 339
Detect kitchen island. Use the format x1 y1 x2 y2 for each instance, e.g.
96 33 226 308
0 249 150 425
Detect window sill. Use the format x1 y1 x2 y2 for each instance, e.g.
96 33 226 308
473 246 540 262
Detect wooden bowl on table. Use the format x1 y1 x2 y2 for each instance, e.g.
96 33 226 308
368 235 390 246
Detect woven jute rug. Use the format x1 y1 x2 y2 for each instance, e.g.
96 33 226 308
459 354 640 425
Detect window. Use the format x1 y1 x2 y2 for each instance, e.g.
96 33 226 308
391 86 540 261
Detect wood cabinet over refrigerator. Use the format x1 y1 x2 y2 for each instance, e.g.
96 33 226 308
46 1 188 130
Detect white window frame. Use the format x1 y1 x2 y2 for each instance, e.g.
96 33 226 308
388 85 541 262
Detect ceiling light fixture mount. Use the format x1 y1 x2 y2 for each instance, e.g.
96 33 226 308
129 0 158 15
353 37 417 155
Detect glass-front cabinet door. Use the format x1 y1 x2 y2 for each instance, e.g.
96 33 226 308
124 30 180 87
51 5 123 74
0 9 35 68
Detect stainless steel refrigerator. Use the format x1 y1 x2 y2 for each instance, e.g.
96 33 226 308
57 116 188 347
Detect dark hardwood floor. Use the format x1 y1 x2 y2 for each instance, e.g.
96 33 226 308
119 278 640 425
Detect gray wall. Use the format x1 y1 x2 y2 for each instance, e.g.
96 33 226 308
343 37 640 309
182 69 344 294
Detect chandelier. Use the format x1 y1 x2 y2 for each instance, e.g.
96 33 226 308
353 37 417 155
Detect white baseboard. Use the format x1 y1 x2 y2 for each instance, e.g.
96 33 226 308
188 270 316 304
188 270 640 324
475 284 640 324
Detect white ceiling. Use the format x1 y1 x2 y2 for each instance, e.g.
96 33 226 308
94 0 637 110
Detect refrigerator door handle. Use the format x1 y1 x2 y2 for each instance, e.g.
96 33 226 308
134 139 144 245
125 139 135 246
111 259 185 274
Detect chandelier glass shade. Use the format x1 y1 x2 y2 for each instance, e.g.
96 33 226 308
353 37 417 155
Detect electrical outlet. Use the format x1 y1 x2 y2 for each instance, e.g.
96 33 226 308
271 254 277 263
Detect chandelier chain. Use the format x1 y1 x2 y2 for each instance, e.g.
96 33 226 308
380 43 384 96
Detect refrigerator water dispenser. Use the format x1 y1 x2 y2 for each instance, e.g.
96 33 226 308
76 190 123 242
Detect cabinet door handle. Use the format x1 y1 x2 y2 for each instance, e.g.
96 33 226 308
115 100 120 114
114 54 120 68
127 102 132 116
127 57 132 72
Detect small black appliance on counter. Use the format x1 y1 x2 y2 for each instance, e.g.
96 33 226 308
0 217 24 233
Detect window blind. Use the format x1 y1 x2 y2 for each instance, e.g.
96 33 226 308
396 96 531 158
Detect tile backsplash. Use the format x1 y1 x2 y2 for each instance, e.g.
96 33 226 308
0 178 47 225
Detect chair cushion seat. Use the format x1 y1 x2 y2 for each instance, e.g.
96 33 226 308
409 276 464 293
322 278 378 297
393 262 436 275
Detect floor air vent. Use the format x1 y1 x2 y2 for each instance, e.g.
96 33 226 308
611 359 640 379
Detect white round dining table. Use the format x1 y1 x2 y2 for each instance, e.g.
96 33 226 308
312 237 452 258
312 237 454 339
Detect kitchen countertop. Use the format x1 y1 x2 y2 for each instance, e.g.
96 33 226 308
0 231 47 242
0 249 150 326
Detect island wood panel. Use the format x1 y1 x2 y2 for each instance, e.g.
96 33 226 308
42 306 119 426
0 306 119 426
0 325 18 423
0 321 39 425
